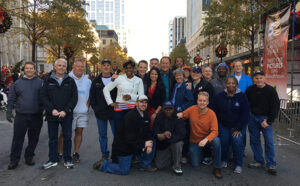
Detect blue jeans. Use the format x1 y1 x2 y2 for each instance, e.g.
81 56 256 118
137 139 156 169
96 118 115 158
48 120 72 162
219 124 244 166
114 109 131 132
189 137 222 168
248 114 276 168
100 150 153 175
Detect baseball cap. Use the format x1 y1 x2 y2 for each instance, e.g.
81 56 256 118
163 101 174 109
182 66 191 71
101 59 111 65
192 66 202 73
136 95 148 102
254 70 265 76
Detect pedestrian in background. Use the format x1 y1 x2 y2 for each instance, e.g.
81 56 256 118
7 62 43 170
40 58 78 169
246 70 280 175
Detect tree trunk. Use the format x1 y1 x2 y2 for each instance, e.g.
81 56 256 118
32 41 36 65
250 29 255 77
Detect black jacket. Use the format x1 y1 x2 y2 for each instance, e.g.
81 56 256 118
145 81 166 109
161 70 175 101
135 73 148 93
153 112 186 150
192 78 215 104
90 74 117 120
112 108 153 156
40 72 78 121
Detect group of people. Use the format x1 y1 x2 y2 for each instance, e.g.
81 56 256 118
6 56 280 180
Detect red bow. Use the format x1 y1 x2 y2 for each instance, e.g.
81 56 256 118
0 7 4 22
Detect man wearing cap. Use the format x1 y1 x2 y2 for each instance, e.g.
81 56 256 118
153 101 186 175
90 59 117 161
190 66 215 104
210 62 229 95
93 95 156 175
245 70 280 175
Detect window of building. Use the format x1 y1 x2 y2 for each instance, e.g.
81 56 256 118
103 39 106 44
91 1 95 11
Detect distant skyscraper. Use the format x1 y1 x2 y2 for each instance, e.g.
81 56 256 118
169 17 186 54
169 21 173 53
84 0 127 49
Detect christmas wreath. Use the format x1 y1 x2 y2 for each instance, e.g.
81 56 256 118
0 7 12 34
193 55 202 65
215 45 228 58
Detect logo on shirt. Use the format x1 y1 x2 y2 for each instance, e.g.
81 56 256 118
235 102 240 107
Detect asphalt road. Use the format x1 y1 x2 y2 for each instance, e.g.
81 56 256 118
0 110 300 186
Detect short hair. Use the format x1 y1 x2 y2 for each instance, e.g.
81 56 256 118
138 60 148 67
123 60 136 69
73 60 84 66
150 58 159 63
160 56 171 64
198 91 210 100
24 61 35 69
233 59 243 68
175 57 184 64
55 58 67 66
226 76 239 85
173 68 185 77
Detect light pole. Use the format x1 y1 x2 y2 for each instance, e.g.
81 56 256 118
206 54 210 66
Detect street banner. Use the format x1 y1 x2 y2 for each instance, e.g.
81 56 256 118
263 5 291 99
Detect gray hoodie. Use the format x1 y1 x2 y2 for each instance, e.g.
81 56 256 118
7 75 43 114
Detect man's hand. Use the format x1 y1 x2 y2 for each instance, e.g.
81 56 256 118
52 109 59 116
6 110 14 123
58 111 66 118
261 120 270 128
232 130 242 138
157 134 166 141
177 112 183 119
146 147 152 154
186 82 192 90
198 138 208 147
109 103 118 108
164 131 172 139
145 140 153 149
112 74 119 79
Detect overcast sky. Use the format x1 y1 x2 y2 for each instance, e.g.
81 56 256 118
126 0 187 62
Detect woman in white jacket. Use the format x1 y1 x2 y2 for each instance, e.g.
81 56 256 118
103 60 144 131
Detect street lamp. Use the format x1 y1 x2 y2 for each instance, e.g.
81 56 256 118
206 54 210 65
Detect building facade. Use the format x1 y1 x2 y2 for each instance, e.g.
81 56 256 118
169 17 186 54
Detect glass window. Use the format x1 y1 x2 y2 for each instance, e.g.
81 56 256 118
103 39 106 44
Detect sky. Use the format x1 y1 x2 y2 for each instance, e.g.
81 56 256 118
126 0 187 62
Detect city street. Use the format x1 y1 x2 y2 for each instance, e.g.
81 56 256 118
0 110 300 186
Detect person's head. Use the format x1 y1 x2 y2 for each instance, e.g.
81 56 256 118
233 59 243 75
123 60 135 77
54 58 67 76
72 60 84 78
149 58 159 69
160 56 171 73
215 62 228 78
182 66 191 79
173 68 185 84
253 70 265 88
175 57 184 68
101 59 112 74
137 60 148 77
197 91 209 110
162 101 174 118
226 77 238 94
23 62 36 78
136 95 148 112
191 66 202 81
149 67 160 83
202 66 213 81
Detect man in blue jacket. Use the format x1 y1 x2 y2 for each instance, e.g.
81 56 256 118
7 62 43 170
232 59 252 93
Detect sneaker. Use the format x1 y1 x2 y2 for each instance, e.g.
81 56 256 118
267 166 277 175
213 168 223 179
234 166 242 174
173 167 183 176
64 161 74 169
139 166 158 172
93 159 105 170
7 162 18 170
202 157 212 165
72 152 80 163
58 154 63 162
25 159 35 166
222 161 228 168
181 157 187 164
42 161 58 170
248 162 263 168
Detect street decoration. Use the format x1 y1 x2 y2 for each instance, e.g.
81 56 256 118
0 7 12 33
215 45 228 58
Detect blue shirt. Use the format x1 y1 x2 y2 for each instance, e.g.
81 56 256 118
232 73 252 93
161 72 169 101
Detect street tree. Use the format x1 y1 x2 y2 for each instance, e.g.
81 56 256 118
200 0 277 76
169 42 191 67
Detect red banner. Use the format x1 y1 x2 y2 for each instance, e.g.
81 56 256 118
263 5 291 99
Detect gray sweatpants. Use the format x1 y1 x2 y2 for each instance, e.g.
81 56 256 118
155 141 184 169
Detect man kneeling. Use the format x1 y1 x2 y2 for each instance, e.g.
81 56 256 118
93 95 155 175
153 101 186 175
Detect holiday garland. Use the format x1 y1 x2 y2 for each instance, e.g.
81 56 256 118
0 7 12 34
215 45 228 58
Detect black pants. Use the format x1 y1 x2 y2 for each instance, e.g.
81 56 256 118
10 112 43 163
